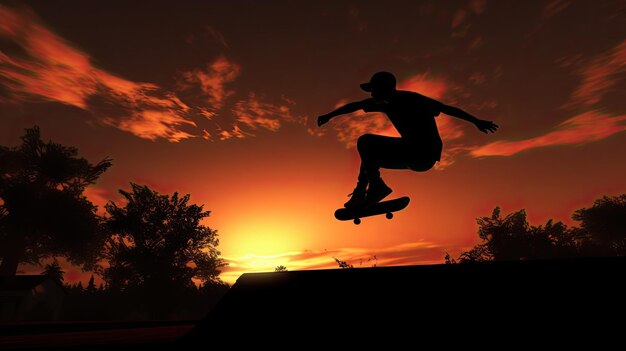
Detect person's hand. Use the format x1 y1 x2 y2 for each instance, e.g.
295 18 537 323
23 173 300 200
317 114 331 127
475 119 498 133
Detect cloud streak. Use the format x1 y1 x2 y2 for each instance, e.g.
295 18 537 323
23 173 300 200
178 56 240 109
471 111 626 157
0 5 302 143
233 93 304 132
473 39 626 158
570 40 626 107
217 124 249 141
543 0 570 19
0 5 199 142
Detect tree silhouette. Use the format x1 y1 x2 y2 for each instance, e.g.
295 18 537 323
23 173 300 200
458 195 626 262
41 259 65 284
0 126 112 276
103 183 225 291
573 194 626 256
459 207 579 262
86 275 97 294
444 253 456 264
334 258 354 269
275 265 288 272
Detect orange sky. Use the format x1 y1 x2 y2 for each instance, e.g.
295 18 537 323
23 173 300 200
1 1 625 285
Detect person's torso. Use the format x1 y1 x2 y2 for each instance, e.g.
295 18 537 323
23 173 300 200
376 91 443 159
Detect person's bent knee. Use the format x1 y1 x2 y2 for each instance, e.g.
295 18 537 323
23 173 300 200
410 159 437 172
357 134 376 152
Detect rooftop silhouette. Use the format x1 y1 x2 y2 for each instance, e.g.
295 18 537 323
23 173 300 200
180 257 626 346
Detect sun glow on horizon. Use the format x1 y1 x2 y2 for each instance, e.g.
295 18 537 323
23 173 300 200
220 251 304 284
226 214 308 256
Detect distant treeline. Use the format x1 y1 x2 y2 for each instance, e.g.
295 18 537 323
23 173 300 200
59 277 228 320
447 194 626 263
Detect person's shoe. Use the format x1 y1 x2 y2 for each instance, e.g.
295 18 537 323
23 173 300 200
344 187 367 208
366 181 392 204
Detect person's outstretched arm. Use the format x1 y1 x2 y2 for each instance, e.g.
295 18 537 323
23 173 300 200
440 104 498 133
317 101 366 127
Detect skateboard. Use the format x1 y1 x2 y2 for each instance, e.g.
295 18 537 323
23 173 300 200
334 197 410 225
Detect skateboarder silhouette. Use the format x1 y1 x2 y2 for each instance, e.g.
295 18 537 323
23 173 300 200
318 71 498 209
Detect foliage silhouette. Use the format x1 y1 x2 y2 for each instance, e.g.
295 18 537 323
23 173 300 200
103 183 225 318
74 281 84 293
60 278 229 321
334 257 354 269
0 126 112 275
444 253 456 264
86 274 97 294
573 194 626 256
41 259 65 284
458 194 626 262
460 207 579 262
275 265 288 272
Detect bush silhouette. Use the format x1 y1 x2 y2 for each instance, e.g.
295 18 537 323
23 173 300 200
459 194 626 262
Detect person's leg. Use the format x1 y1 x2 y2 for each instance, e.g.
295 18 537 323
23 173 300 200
343 164 368 207
356 134 410 203
347 134 436 207
345 134 392 207
357 134 411 175
409 158 437 172
356 134 439 203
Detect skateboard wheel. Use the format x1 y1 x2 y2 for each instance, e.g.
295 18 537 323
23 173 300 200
354 218 361 225
386 212 393 219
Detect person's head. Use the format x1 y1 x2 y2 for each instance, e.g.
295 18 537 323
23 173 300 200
360 71 396 101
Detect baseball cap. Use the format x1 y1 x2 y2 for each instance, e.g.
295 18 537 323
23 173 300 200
360 71 397 92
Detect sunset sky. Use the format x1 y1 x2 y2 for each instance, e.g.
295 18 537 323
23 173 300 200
1 0 625 284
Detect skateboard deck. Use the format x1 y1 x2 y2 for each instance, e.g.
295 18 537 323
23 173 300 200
334 197 410 224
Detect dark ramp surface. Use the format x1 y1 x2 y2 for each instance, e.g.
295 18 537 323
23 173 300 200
181 257 626 345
